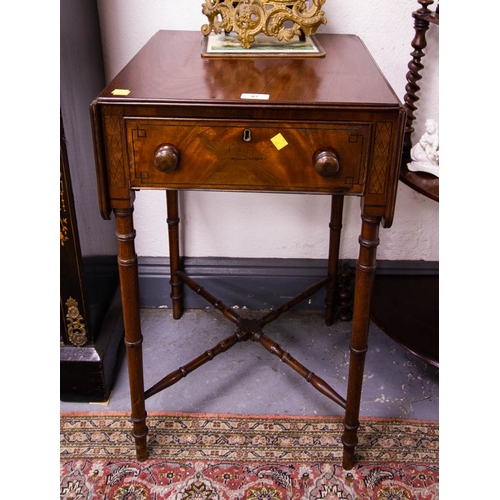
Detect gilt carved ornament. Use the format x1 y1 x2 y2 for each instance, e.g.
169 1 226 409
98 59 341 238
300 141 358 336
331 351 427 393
201 0 327 49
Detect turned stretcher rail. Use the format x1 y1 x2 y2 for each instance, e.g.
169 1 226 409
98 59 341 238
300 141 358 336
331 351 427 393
143 271 346 409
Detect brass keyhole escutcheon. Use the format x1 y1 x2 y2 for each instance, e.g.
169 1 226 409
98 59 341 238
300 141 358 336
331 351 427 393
242 129 252 142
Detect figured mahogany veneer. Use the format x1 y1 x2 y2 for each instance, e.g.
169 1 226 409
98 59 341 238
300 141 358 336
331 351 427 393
127 119 369 193
91 31 405 470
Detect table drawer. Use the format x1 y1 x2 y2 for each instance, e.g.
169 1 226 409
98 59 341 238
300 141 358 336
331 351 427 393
126 119 370 194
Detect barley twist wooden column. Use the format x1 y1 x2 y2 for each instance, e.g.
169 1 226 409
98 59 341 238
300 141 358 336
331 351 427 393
403 0 435 159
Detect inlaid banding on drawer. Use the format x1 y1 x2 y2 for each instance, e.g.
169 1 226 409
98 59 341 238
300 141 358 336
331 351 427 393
126 119 370 194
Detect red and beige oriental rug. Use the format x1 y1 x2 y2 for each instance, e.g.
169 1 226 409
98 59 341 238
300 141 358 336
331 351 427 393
60 412 438 499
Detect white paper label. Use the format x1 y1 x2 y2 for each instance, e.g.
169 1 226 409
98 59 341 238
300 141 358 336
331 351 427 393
240 93 270 100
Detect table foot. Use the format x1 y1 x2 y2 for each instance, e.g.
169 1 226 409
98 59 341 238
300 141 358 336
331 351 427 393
341 420 358 470
132 426 149 462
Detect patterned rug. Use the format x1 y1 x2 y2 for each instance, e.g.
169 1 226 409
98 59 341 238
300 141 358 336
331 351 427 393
60 412 438 499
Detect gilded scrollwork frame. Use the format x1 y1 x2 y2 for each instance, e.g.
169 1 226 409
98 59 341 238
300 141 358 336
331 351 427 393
201 0 327 49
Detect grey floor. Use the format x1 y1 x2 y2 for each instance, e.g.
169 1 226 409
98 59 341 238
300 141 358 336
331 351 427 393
60 307 439 421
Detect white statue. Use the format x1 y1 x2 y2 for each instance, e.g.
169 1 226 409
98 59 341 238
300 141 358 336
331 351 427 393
408 119 439 177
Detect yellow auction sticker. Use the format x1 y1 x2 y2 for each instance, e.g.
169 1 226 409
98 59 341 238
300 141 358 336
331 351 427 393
270 133 288 151
111 89 131 96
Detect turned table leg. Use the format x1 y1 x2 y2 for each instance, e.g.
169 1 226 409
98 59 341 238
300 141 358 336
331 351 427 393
342 214 381 470
166 190 183 320
325 195 344 325
114 207 148 462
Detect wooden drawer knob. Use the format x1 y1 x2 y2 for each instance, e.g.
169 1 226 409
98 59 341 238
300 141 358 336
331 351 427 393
154 144 180 173
313 148 340 177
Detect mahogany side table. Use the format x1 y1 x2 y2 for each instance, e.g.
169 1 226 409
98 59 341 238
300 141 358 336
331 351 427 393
91 31 405 469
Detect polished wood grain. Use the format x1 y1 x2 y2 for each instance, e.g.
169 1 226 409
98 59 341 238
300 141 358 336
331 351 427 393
92 32 404 226
97 31 399 106
127 119 369 194
91 31 405 470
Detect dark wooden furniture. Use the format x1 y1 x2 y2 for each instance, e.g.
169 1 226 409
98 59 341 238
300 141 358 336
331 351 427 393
370 0 439 367
401 0 439 201
60 0 123 402
371 274 438 367
91 31 405 469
